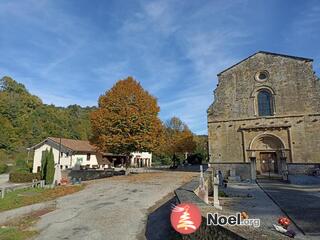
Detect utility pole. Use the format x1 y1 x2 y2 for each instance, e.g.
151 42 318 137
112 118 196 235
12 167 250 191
58 137 62 165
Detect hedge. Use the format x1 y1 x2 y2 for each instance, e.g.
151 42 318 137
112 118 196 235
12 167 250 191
9 172 41 183
0 163 8 174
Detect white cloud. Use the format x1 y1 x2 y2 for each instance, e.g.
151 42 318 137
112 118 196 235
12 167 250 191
0 0 255 134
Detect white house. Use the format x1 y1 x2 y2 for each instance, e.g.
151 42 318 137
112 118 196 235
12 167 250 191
31 137 105 173
31 137 152 172
130 152 152 167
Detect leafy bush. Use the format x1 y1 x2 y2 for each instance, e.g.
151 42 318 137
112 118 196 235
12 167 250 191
152 154 172 166
0 163 8 174
186 153 203 165
9 172 41 183
14 159 30 173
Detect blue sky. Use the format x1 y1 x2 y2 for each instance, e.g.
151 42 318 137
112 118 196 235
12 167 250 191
0 0 319 134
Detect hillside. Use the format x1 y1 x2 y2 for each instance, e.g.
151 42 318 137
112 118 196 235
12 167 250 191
0 76 95 159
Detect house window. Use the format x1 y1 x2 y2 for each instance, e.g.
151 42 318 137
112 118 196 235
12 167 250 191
66 152 69 157
76 158 83 164
60 152 63 157
87 153 91 161
257 90 273 116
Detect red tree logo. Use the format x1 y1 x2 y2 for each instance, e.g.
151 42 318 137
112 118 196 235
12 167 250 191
170 203 202 234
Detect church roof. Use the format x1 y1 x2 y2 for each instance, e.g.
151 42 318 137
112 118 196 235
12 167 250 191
217 51 313 76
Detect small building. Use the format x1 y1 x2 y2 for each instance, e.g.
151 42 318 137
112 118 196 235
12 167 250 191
130 152 152 167
31 137 104 172
31 137 152 172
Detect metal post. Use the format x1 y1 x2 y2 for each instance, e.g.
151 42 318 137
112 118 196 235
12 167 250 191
1 188 5 199
58 137 62 165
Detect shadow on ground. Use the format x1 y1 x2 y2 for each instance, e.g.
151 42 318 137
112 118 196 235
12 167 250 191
151 164 208 173
258 178 320 236
145 197 182 240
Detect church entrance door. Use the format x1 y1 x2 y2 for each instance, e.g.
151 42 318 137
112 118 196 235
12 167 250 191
260 152 278 174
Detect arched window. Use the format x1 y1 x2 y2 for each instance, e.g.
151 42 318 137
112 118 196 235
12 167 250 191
257 90 273 116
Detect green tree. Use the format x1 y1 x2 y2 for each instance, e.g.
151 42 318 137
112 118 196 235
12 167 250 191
45 148 55 184
0 76 95 161
41 149 49 180
163 117 196 165
194 135 208 162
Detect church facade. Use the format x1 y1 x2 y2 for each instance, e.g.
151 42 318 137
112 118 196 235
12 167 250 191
207 51 320 177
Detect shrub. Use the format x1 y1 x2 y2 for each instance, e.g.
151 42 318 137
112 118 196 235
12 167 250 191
15 159 28 168
186 153 203 165
41 149 48 180
40 148 55 184
152 154 172 166
14 159 30 173
0 163 8 174
45 148 55 184
9 172 41 183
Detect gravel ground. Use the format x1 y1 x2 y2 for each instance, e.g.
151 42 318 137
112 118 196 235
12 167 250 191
33 171 196 240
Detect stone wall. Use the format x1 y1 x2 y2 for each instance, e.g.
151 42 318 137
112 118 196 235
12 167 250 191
209 162 251 180
182 217 246 240
208 53 320 121
207 52 320 165
287 163 320 175
175 175 247 240
69 169 123 181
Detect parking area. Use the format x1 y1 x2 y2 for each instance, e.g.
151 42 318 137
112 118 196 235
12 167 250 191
34 171 196 240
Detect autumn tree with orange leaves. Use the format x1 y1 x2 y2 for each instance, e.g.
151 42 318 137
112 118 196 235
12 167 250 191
90 77 164 156
162 117 196 166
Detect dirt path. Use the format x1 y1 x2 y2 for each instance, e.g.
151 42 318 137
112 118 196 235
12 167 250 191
33 171 196 240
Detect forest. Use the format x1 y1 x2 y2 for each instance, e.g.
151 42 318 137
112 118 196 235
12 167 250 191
0 76 93 162
0 76 208 167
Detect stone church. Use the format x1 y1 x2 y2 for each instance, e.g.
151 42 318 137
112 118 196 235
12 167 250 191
207 51 320 178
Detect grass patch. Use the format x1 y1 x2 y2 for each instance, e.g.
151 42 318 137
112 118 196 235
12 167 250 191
0 184 85 212
0 227 37 240
0 208 54 240
218 191 229 197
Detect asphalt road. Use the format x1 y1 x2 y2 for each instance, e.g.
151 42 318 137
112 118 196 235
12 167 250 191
34 171 195 240
257 178 320 237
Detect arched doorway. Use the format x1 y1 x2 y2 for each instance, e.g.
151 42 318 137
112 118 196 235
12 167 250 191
249 134 285 175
